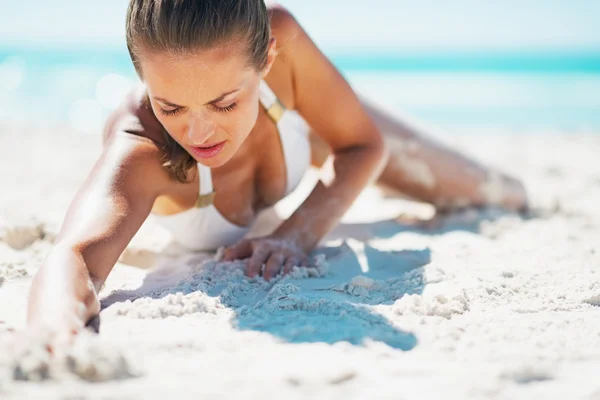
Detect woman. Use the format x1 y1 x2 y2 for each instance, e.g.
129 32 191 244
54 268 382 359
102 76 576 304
27 0 527 340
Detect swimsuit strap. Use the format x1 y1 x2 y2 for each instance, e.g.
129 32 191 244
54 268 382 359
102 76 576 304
258 80 286 123
194 163 215 208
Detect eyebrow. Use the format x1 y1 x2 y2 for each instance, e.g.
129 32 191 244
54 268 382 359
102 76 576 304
153 88 242 108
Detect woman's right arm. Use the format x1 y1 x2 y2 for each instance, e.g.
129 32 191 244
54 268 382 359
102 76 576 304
26 130 173 337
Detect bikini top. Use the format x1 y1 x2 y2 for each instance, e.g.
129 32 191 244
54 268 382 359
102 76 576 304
151 80 312 251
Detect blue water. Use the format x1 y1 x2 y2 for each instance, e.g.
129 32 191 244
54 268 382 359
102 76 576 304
1 45 599 132
3 46 600 73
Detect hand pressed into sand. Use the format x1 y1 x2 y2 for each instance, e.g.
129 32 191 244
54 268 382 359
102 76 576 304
26 275 102 355
24 301 98 356
222 236 310 281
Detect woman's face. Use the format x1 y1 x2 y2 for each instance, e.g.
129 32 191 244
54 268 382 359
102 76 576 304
138 42 274 168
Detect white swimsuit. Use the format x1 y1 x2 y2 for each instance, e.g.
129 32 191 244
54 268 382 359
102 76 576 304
151 80 312 251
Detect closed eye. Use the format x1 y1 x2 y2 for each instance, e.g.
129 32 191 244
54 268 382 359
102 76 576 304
211 102 238 113
158 102 237 116
159 107 183 117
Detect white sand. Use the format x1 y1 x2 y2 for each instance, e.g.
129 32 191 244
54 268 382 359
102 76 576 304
1 127 600 399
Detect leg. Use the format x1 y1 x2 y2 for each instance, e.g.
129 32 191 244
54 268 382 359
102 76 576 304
365 101 528 211
309 101 528 212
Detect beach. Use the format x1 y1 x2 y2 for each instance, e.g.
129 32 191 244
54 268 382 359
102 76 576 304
0 127 599 399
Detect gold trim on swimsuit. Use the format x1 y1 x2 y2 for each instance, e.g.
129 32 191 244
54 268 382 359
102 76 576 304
266 98 286 123
194 191 216 208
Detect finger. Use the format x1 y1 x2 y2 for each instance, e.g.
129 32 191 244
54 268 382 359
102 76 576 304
223 240 252 261
247 246 271 278
282 257 300 275
299 257 310 268
264 253 286 281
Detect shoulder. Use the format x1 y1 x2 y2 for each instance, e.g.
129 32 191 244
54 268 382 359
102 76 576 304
103 84 168 148
267 4 318 108
268 3 300 31
100 88 175 192
267 4 326 73
268 3 302 48
96 129 174 199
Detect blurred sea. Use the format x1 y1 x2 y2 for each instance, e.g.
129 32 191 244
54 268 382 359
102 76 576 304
1 0 599 133
1 46 599 133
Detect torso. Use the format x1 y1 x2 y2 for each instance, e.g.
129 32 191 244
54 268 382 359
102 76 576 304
103 12 304 228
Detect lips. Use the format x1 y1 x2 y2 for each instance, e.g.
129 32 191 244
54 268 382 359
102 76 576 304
196 142 220 149
189 141 226 159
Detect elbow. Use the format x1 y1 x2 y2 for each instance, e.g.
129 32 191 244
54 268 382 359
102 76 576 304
366 130 389 180
333 131 388 180
373 132 388 161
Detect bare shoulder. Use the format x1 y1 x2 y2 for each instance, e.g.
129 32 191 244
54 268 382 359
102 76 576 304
266 4 313 108
268 3 302 53
99 88 175 196
97 132 172 199
268 3 301 32
103 129 165 167
103 84 167 147
267 4 327 71
103 88 168 174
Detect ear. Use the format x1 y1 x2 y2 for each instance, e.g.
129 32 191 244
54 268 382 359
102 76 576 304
261 37 277 77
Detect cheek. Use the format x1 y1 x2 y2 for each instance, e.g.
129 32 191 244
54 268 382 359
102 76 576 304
227 99 260 143
148 103 186 142
163 119 188 142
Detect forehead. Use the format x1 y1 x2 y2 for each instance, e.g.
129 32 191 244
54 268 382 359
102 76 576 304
139 45 254 104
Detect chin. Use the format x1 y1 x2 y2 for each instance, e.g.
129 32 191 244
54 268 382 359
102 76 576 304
198 157 228 169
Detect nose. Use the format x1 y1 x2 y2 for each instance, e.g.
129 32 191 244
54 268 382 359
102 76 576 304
187 112 216 144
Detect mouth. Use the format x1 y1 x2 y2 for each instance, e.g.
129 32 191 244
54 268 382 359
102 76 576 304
189 141 226 159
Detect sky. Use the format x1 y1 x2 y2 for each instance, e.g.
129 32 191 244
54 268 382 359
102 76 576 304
1 0 599 52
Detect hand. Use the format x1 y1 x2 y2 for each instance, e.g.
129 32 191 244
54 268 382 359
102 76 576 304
26 288 101 354
26 310 99 355
222 236 310 281
4 312 100 381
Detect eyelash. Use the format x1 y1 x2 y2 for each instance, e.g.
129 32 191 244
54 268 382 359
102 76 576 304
159 108 183 117
213 102 238 113
159 102 238 117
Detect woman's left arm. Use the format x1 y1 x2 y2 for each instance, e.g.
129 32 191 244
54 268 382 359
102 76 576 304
224 8 387 279
274 8 386 242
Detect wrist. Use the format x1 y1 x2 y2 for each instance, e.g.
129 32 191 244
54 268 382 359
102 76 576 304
271 228 315 254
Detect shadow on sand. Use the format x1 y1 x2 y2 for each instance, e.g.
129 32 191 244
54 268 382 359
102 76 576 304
101 207 530 350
